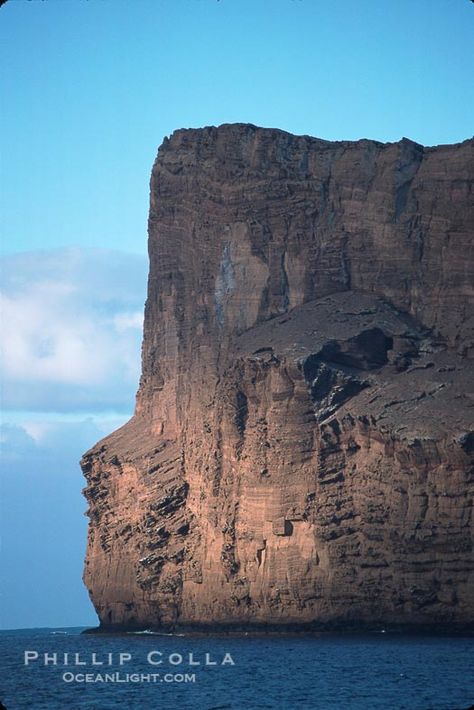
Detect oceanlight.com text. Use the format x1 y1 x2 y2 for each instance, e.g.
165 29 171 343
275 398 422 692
62 672 196 684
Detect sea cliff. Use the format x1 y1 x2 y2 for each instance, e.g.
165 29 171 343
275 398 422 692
82 124 473 631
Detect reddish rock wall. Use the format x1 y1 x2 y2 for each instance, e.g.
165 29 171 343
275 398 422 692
82 125 473 630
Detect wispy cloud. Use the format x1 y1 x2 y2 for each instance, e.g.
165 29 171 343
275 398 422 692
1 415 128 467
1 416 103 628
0 247 148 627
0 247 147 413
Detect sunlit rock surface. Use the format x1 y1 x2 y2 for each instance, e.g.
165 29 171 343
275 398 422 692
82 124 473 631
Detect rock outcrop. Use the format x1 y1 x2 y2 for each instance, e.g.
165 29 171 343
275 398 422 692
81 124 474 631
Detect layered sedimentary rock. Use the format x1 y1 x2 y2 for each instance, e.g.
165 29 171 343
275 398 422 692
82 124 474 630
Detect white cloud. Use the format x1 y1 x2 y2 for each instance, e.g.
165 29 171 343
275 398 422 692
0 248 148 413
0 422 37 457
0 416 101 628
113 311 144 332
0 414 131 472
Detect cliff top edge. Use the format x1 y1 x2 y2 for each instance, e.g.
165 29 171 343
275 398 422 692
160 122 473 153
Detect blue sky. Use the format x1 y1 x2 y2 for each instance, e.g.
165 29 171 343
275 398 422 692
0 0 473 628
2 0 473 255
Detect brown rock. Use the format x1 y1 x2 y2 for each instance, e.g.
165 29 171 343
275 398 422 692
81 124 474 631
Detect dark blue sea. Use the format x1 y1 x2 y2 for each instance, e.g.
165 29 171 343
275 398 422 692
0 628 473 710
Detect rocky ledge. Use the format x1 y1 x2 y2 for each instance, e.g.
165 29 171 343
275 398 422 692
81 124 473 632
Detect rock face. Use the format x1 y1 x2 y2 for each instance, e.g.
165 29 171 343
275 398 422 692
81 124 474 631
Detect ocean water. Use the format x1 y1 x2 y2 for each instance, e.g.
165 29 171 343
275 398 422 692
0 628 473 710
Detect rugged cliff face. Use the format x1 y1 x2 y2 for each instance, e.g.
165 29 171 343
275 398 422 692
82 124 474 631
